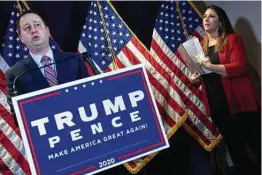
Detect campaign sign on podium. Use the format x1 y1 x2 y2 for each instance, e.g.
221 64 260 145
12 64 169 175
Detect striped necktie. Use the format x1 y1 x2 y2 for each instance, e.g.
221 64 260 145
41 56 58 86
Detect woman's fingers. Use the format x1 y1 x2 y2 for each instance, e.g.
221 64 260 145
191 72 201 79
202 56 211 64
196 56 202 65
190 72 201 84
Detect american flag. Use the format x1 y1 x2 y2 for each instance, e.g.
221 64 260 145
78 1 191 174
0 4 60 174
150 1 222 152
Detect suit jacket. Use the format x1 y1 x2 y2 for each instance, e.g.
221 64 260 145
5 50 90 116
218 33 260 114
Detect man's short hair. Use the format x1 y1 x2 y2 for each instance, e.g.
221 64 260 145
16 10 48 36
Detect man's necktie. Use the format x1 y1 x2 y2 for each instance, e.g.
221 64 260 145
41 56 58 86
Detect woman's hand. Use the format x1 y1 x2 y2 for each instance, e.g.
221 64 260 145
196 55 227 76
196 55 212 68
190 72 201 84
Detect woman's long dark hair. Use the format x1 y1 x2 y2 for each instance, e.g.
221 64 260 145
202 5 235 54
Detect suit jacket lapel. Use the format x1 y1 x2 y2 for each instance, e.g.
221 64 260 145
25 55 49 89
53 51 66 84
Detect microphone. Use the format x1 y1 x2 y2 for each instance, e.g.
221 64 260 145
12 51 100 96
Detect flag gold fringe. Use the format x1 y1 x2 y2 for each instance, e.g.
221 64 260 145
183 119 223 152
124 112 188 174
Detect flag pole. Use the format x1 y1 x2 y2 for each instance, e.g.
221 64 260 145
96 0 118 71
175 1 189 40
188 1 203 19
16 0 23 14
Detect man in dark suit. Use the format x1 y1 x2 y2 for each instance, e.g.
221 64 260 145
5 10 90 119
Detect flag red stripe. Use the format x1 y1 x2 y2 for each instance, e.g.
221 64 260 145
104 67 112 73
118 50 178 127
0 70 7 95
129 38 186 106
0 130 30 174
110 45 180 128
121 43 185 122
121 46 140 65
123 44 184 115
0 104 21 137
114 56 126 69
151 38 202 100
130 38 189 104
155 101 176 127
147 74 185 116
0 158 13 175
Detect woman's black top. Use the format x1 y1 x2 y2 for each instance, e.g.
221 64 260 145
202 46 230 121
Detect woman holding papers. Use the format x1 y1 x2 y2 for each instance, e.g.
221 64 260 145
190 5 260 175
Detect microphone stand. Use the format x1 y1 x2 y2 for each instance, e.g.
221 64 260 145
80 52 101 75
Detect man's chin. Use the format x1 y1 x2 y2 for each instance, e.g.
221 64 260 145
30 40 49 50
32 42 44 49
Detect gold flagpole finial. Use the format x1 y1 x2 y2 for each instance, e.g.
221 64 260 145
16 0 30 15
